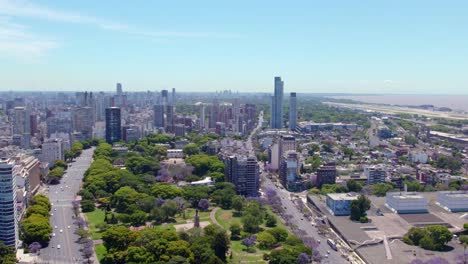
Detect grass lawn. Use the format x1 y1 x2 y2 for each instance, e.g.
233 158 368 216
180 208 212 222
95 244 106 263
215 209 240 230
85 208 105 239
230 240 267 264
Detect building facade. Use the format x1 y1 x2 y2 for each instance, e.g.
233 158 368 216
105 107 122 144
326 193 358 216
223 155 259 197
0 158 19 248
270 77 284 129
316 165 337 188
365 166 386 185
288 92 297 130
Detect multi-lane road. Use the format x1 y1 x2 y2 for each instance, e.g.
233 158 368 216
246 113 347 263
39 147 94 264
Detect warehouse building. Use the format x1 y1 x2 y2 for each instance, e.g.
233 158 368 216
436 191 468 212
386 192 428 214
326 193 359 216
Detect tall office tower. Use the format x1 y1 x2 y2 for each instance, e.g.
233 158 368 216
12 106 31 135
270 77 284 129
105 107 121 144
165 105 175 132
289 92 297 130
95 92 111 122
172 88 176 105
153 105 165 128
279 151 299 186
161 90 169 105
209 99 220 128
223 155 259 197
116 83 123 95
0 158 19 249
74 107 94 139
200 105 206 129
29 113 38 136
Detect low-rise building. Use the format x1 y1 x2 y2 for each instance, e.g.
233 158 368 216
386 192 428 214
365 166 386 185
326 193 359 216
436 191 468 212
167 149 183 158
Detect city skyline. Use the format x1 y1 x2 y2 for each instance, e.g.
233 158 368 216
1 1 468 94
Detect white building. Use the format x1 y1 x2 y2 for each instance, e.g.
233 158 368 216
40 139 66 166
167 149 183 158
386 191 428 214
191 177 215 186
409 152 429 164
436 191 468 212
365 166 386 185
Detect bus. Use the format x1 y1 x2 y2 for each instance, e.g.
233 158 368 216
327 239 338 251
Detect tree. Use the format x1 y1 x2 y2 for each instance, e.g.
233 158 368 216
266 227 289 242
371 183 394 196
198 199 210 211
112 186 146 213
403 225 452 251
81 200 96 212
347 180 363 192
129 210 147 226
212 230 230 261
52 159 68 170
341 147 355 159
183 143 200 156
350 195 371 221
265 213 277 227
242 236 256 251
297 253 311 264
102 226 137 251
151 184 184 199
0 241 16 264
19 214 52 245
230 223 241 239
231 195 245 216
269 249 297 264
25 204 49 217
257 231 277 249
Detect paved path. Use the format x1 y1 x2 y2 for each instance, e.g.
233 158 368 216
210 207 223 227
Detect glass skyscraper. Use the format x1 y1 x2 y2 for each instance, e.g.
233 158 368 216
270 77 284 129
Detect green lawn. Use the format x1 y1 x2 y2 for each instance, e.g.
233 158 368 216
215 209 240 230
230 240 267 264
85 208 105 239
94 244 107 263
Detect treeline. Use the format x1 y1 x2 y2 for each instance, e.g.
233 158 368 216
19 194 52 248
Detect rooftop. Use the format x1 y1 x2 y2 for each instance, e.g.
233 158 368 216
327 192 359 201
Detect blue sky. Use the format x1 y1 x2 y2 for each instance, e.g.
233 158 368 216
1 0 468 94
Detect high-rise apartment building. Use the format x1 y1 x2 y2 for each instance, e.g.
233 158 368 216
105 107 121 143
223 155 259 197
279 151 299 186
172 88 176 105
116 83 123 95
316 165 337 188
289 92 297 130
74 107 94 139
161 90 169 105
0 158 19 249
270 77 284 129
199 105 206 129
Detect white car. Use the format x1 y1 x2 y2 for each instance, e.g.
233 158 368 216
54 208 57 211
57 244 61 249
54 225 57 229
59 229 63 233
67 226 71 229
52 233 55 237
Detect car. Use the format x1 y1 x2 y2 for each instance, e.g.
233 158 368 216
57 245 61 249
59 229 63 233
54 208 57 211
301 218 304 221
54 225 57 229
52 233 55 237
51 245 54 248
67 226 71 229
327 250 330 254
50 213 54 216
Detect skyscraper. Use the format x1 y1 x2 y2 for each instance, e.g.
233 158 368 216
153 104 165 128
289 92 297 130
0 158 18 249
105 107 121 143
116 83 123 95
270 77 284 129
200 104 205 129
172 88 176 105
161 90 169 105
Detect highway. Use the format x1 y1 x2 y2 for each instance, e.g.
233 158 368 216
39 147 94 264
247 113 347 263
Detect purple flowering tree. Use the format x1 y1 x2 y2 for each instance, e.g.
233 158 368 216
297 253 311 264
198 199 210 211
455 253 468 264
28 242 42 253
242 236 257 250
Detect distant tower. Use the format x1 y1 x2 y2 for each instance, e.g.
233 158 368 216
270 77 284 129
116 83 123 95
200 105 205 129
161 90 169 105
105 107 121 144
153 105 165 128
289 92 297 130
194 209 200 228
0 158 19 249
172 88 176 105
